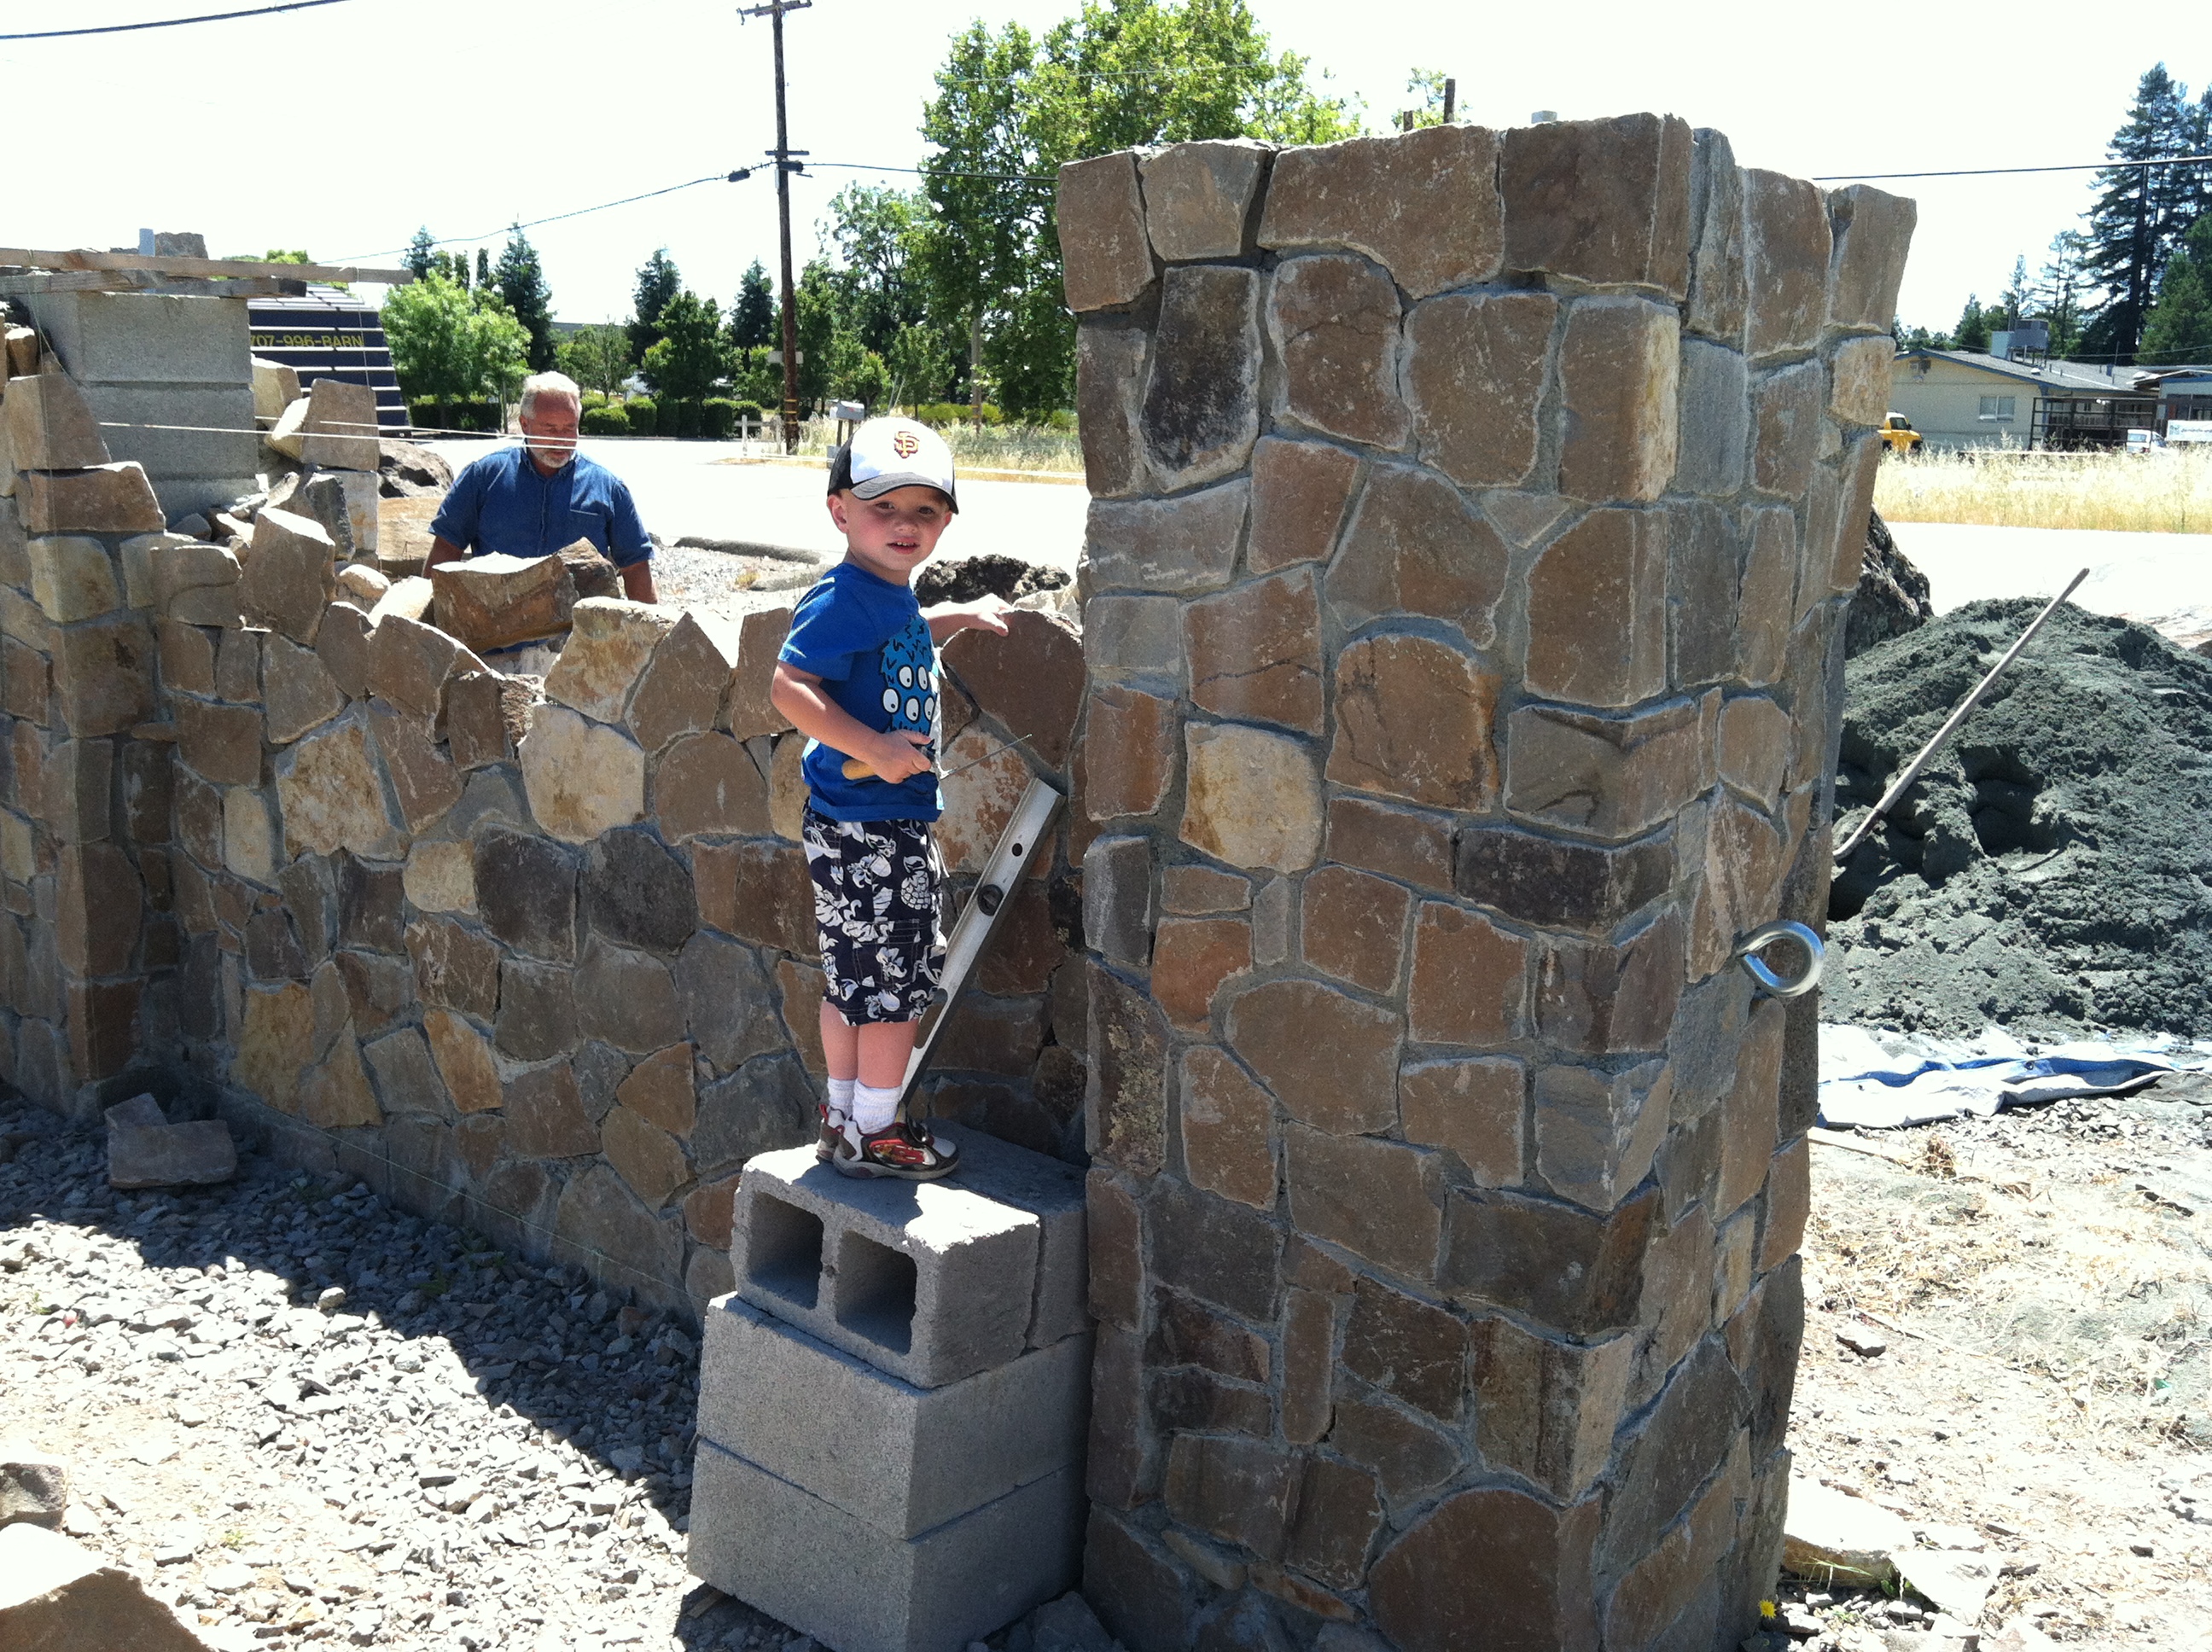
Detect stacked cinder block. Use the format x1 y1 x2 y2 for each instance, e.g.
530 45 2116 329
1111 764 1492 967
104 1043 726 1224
1059 119 1913 1649
690 1133 1091 1652
0 352 170 1108
19 288 259 520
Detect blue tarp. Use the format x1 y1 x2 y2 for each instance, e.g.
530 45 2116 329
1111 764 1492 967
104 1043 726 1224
1817 1023 2212 1130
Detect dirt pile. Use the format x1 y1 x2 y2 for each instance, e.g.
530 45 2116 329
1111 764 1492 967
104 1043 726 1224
1829 598 2212 1036
1846 509 1933 658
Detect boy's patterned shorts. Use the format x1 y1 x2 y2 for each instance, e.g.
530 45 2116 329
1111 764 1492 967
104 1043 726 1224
801 806 948 1026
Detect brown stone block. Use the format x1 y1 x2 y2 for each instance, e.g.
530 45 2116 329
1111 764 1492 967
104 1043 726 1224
1330 1393 1459 1510
28 535 121 624
1327 633 1500 812
1535 1057 1671 1213
719 596 797 742
1743 169 1833 358
1084 1509 1196 1652
1150 1289 1270 1383
1757 1131 1809 1272
684 1171 742 1250
1732 1254 1802 1461
1736 506 1796 687
1227 976 1399 1134
602 1102 690 1208
1441 1183 1656 1336
1284 1455 1382 1590
1688 794 1788 980
1559 298 1681 505
1074 320 1150 500
1811 433 1885 603
430 551 573 654
65 978 138 1081
262 631 345 745
574 939 685 1055
1163 1432 1296 1561
497 958 578 1062
1284 1124 1444 1282
424 1007 501 1113
1247 436 1359 574
1086 960 1169 1175
1149 1173 1282 1323
1140 137 1270 260
1321 796 1451 894
1536 907 1684 1056
1260 124 1504 299
654 731 771 841
232 979 314 1109
943 608 1086 769
1406 900 1529 1048
1086 480 1246 595
1267 253 1408 448
1086 1166 1144 1332
337 852 405 951
1300 865 1410 996
472 826 577 962
1715 998 1785 1220
1280 1288 1336 1447
367 611 484 722
506 1061 599 1159
1522 507 1668 707
444 670 509 768
1342 1272 1468 1422
1667 498 1738 692
1084 683 1177 822
974 883 1059 995
154 620 217 701
17 462 164 536
300 1028 381 1129
1674 336 1750 502
934 724 1037 875
1083 834 1153 969
1627 1199 1716 1411
1181 721 1323 873
240 509 337 644
933 992 1045 1078
1602 1430 1744 1648
1599 1338 1750 1573
1326 462 1511 649
693 836 811 956
1179 1044 1275 1209
1152 917 1251 1032
1058 151 1155 313
1829 334 1895 429
38 737 109 844
1501 111 1693 295
1400 1059 1521 1190
1139 264 1261 488
1470 1316 1633 1499
1405 290 1557 489
49 614 155 739
1827 185 1918 332
1749 360 1824 501
1717 694 1790 811
1184 569 1322 735
3 372 110 468
1505 695 1713 842
174 697 261 785
277 714 404 860
615 1041 696 1135
0 637 46 725
315 601 372 699
365 701 460 832
773 957 828 1074
1686 129 1749 345
300 376 381 470
629 609 744 753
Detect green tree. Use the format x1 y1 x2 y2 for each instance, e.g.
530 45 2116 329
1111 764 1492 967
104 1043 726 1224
404 228 437 281
794 260 854 405
731 260 777 349
557 323 633 401
1400 67 1452 131
474 247 492 290
2142 213 2212 364
1953 295 1992 353
641 290 728 404
2082 65 2212 363
629 248 684 362
381 272 529 420
493 224 557 372
430 249 472 290
2035 230 2093 358
887 323 954 405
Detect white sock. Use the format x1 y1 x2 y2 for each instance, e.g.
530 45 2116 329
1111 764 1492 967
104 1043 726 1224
825 1077 856 1119
851 1082 901 1134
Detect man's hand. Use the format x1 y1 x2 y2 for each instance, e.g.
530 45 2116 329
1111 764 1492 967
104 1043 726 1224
925 594 1016 643
621 561 658 603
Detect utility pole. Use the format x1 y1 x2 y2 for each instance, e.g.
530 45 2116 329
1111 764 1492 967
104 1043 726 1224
740 0 812 451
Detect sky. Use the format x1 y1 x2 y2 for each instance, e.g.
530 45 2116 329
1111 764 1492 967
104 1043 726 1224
3 0 2209 348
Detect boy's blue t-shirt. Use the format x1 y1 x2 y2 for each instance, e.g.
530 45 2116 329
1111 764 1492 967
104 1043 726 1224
777 561 941 822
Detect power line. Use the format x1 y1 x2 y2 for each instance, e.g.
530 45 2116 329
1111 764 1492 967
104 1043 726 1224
1816 154 2212 182
0 0 352 40
338 173 759 265
812 160 1055 184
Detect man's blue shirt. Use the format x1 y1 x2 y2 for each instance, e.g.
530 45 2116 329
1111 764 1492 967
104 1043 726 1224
429 446 652 567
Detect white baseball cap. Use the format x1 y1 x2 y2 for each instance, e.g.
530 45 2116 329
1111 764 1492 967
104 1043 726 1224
829 416 958 512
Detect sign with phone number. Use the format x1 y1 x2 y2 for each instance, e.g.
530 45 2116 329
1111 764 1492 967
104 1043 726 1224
251 331 378 349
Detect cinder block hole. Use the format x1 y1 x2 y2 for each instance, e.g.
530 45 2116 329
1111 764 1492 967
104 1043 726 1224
745 1195 824 1309
835 1231 917 1355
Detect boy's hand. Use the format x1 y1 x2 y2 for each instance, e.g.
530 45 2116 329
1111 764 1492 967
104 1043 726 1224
960 596 1015 636
856 729 934 783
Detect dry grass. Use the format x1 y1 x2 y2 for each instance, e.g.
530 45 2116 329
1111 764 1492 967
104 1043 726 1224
789 416 1085 475
1875 445 2212 533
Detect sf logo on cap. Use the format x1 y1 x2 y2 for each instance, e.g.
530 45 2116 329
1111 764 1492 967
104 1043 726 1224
892 430 920 459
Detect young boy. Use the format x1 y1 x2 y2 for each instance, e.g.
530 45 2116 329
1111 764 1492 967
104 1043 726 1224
767 417 1009 1181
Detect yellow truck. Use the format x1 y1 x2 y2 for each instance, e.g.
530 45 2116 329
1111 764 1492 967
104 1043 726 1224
1878 413 1924 455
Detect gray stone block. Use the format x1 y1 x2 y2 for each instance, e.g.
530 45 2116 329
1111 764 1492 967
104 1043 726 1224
731 1133 1086 1387
689 1440 1083 1652
696 1294 1090 1537
22 291 253 385
80 385 259 487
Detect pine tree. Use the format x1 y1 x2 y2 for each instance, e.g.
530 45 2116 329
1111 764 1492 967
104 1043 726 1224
640 291 727 404
404 228 437 282
2081 65 2210 363
2141 214 2212 365
474 247 492 291
1953 295 1992 353
493 224 557 372
2036 231 2093 358
628 249 683 363
731 260 776 350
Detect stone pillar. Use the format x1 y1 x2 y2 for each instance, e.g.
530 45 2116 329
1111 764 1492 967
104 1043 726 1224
1060 119 1912 1650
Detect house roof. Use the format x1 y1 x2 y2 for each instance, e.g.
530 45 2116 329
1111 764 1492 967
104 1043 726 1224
1895 349 2154 396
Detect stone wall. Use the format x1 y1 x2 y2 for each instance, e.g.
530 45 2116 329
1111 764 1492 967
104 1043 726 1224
0 340 1093 1315
1058 119 1912 1649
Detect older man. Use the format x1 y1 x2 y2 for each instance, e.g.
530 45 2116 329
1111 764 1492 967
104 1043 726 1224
428 371 657 602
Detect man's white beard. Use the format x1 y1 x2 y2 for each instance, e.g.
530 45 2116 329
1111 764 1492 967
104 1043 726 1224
529 438 576 469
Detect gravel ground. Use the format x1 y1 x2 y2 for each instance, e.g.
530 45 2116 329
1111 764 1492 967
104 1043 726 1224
0 1096 798 1651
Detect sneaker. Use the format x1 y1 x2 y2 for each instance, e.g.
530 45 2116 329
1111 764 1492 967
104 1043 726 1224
814 1102 847 1164
833 1118 960 1181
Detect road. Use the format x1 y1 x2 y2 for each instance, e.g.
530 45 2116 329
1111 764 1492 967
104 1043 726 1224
1887 521 2212 648
419 437 1090 573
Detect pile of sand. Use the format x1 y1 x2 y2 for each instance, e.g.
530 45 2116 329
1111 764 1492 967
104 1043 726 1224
1828 598 2212 1037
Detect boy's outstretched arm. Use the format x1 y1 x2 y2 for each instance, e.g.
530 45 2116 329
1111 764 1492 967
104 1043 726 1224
770 662 934 782
923 594 1015 643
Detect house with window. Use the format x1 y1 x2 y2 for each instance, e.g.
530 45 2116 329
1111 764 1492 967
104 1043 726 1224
1888 350 2157 450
